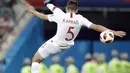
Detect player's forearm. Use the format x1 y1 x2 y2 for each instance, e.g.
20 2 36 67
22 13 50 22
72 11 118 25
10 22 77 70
90 24 116 33
29 10 48 20
96 25 116 34
90 24 108 32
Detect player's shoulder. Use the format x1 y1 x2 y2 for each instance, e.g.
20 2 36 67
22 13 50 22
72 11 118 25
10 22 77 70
76 14 83 18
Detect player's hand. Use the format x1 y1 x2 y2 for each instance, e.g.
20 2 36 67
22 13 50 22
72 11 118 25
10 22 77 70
44 0 51 4
114 31 126 38
44 0 53 6
26 4 35 13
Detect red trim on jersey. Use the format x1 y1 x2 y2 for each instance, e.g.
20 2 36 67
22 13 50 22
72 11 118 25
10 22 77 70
70 13 73 18
52 6 56 11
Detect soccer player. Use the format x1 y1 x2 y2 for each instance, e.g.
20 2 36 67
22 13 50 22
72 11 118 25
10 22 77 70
81 53 97 73
49 56 64 73
65 56 79 73
25 0 126 73
109 49 121 73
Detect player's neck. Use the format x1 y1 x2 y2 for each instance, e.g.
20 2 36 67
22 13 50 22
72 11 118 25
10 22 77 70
66 10 76 13
66 11 76 14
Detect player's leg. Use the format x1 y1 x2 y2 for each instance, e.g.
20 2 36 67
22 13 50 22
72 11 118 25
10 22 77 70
31 51 43 73
31 40 61 73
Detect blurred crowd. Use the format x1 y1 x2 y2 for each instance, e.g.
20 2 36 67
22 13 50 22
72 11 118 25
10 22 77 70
0 0 16 72
0 0 15 70
21 49 130 73
0 0 16 44
0 10 15 41
0 0 16 7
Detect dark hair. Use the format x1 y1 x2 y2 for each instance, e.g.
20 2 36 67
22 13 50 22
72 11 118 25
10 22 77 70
66 0 78 11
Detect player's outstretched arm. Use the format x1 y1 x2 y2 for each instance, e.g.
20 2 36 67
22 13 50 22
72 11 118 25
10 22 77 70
89 24 126 38
26 4 48 20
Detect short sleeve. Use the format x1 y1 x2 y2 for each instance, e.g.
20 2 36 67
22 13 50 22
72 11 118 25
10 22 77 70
48 14 57 22
82 17 93 28
47 4 64 16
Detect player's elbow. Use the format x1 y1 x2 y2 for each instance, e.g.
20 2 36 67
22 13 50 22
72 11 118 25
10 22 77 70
91 24 107 32
90 24 102 31
41 17 47 20
41 15 48 20
95 24 102 29
90 24 98 29
94 24 103 31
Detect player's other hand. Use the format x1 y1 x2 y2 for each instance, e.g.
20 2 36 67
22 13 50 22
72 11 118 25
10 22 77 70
26 4 35 12
114 31 126 38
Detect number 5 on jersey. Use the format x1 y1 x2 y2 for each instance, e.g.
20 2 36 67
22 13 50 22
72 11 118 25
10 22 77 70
65 26 75 41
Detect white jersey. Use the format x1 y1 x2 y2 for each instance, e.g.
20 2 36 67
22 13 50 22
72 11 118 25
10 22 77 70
47 4 93 47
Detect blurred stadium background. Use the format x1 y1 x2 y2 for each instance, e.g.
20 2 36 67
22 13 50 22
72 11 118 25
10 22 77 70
0 0 130 73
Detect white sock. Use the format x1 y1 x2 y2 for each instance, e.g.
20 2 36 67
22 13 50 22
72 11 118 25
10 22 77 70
31 62 40 73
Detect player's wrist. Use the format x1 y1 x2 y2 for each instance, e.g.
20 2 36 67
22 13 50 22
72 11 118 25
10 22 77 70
111 30 116 35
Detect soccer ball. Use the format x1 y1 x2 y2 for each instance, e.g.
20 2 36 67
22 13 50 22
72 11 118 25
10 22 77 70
100 30 115 44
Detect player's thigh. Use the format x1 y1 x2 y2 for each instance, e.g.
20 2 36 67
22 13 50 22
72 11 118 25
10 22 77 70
32 42 48 62
38 40 61 59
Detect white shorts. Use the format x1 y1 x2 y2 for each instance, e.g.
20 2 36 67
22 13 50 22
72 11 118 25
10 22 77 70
38 39 73 58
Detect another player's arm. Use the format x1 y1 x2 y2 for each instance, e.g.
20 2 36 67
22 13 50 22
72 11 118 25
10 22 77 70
26 4 48 20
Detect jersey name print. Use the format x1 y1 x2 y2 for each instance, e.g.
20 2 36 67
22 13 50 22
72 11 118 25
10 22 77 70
63 18 79 25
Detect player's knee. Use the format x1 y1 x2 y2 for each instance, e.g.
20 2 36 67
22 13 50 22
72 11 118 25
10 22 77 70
32 57 43 63
32 52 44 63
